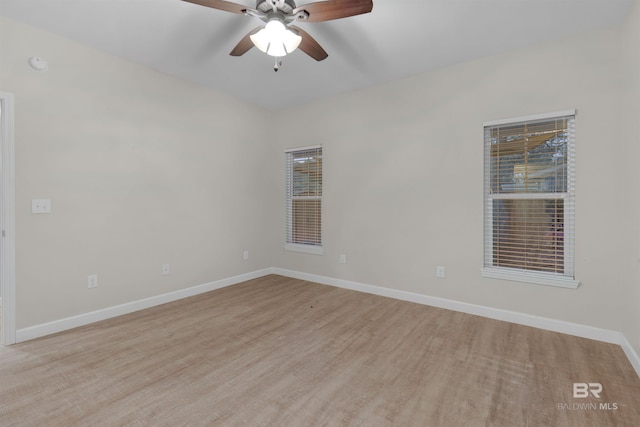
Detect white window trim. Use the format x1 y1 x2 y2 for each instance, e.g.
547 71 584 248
481 267 580 289
284 243 325 255
483 109 577 127
285 145 323 256
285 144 322 153
482 110 579 289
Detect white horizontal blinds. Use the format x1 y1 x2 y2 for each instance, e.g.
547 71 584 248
484 114 575 277
286 147 322 246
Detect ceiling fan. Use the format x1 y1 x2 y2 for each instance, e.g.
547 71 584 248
181 0 373 71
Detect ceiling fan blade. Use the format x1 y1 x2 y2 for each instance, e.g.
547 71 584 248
293 0 373 23
229 27 263 56
181 0 247 14
290 26 328 61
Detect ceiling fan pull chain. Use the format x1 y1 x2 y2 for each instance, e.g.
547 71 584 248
274 57 283 72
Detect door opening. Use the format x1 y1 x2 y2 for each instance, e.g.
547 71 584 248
0 92 16 346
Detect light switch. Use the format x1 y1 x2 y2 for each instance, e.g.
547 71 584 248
32 199 51 214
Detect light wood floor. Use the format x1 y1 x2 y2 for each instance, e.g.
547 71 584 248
1 275 639 426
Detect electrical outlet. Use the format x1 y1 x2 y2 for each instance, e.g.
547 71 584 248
161 264 170 276
339 254 347 264
436 266 445 278
87 274 98 288
243 250 249 261
31 199 52 214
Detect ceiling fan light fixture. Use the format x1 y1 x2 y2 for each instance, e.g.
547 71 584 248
250 19 302 57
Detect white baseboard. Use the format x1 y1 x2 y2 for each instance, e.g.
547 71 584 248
13 266 640 378
272 268 640 378
15 268 273 343
620 337 640 378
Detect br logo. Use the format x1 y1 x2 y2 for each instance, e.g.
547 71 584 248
573 383 602 398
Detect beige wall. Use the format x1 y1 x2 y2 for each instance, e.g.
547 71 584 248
2 6 640 357
272 14 640 351
1 17 274 328
625 1 640 352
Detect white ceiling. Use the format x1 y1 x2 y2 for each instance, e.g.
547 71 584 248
0 0 634 109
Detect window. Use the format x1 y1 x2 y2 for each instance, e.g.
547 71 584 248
285 146 323 255
482 110 578 288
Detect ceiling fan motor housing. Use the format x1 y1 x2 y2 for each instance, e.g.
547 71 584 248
257 0 297 15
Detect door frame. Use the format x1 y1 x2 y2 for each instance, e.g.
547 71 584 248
1 91 16 346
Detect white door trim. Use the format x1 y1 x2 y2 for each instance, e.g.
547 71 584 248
1 91 16 346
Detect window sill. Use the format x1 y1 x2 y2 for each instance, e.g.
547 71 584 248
481 267 580 289
284 243 324 255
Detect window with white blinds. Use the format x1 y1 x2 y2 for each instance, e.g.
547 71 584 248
482 111 578 288
285 146 323 255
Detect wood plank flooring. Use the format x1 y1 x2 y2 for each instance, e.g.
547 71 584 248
1 274 639 426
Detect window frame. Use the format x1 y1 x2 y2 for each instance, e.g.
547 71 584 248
481 110 580 289
284 145 324 255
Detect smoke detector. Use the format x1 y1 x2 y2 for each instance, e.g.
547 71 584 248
28 57 48 72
